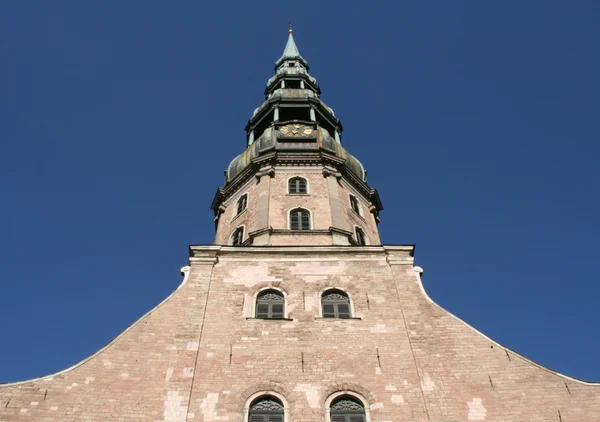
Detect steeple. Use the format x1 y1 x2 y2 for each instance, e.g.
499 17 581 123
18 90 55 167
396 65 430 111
275 23 308 69
211 29 383 247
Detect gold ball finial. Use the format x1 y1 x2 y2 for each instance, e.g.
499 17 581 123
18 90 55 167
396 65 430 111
288 21 293 34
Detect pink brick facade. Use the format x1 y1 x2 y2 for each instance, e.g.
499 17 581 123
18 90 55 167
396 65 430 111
214 168 381 247
3 30 598 421
2 246 599 421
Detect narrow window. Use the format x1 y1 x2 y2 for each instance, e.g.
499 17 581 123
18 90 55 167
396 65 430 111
322 290 351 319
248 396 284 422
255 290 285 319
330 396 366 422
355 227 366 246
288 177 307 194
236 194 248 215
231 227 244 246
349 195 361 215
290 208 311 230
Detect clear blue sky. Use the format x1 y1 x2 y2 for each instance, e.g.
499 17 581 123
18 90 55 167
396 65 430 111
1 2 599 383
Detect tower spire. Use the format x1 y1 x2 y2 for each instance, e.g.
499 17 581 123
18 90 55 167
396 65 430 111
276 23 307 68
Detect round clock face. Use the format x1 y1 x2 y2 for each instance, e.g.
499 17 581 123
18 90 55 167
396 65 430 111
279 124 314 137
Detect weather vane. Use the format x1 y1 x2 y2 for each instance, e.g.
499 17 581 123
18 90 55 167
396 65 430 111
288 21 293 34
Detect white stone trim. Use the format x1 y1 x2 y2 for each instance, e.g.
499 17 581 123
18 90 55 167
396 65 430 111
251 286 289 319
324 391 371 422
286 175 310 195
409 266 600 386
229 225 246 246
287 207 314 230
243 391 289 422
232 192 250 219
353 225 370 246
319 287 356 318
348 193 363 217
341 180 370 211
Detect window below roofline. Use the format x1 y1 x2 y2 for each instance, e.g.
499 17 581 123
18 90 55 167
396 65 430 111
287 176 309 195
230 226 245 246
324 392 371 422
244 392 289 422
354 226 369 246
289 207 312 231
320 288 355 319
251 287 289 319
232 192 250 221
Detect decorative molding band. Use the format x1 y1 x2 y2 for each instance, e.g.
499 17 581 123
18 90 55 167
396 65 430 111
213 245 390 255
188 245 221 265
386 256 415 265
189 257 219 265
248 226 273 238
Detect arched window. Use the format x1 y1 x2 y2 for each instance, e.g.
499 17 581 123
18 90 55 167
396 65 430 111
231 227 244 246
288 177 307 194
322 289 351 319
349 194 361 215
290 208 311 230
236 194 248 215
248 396 284 422
330 395 366 422
355 227 367 246
256 290 285 319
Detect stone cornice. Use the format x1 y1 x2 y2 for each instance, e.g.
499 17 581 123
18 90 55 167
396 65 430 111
212 151 381 214
188 244 415 259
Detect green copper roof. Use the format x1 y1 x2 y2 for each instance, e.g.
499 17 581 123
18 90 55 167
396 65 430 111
276 30 308 68
280 32 301 60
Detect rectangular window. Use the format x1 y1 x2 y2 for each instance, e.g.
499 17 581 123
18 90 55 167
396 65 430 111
271 304 284 318
236 194 247 215
322 303 336 318
337 303 351 319
350 195 360 214
289 177 308 194
232 228 244 246
256 304 270 318
355 228 366 246
290 209 310 230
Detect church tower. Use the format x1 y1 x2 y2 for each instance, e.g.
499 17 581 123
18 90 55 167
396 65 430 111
1 29 599 422
212 26 381 248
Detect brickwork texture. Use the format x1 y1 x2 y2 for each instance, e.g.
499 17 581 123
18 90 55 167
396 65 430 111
1 246 598 421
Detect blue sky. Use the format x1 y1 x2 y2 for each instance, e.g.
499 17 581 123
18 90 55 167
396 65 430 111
1 1 599 383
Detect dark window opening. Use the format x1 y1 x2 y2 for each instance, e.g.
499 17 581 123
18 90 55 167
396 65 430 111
249 396 284 422
231 227 244 246
237 194 248 215
253 110 275 139
290 208 311 230
288 62 296 67
284 79 302 89
278 106 311 122
288 177 308 194
350 195 360 214
256 290 285 319
322 290 351 319
330 396 365 422
355 228 367 246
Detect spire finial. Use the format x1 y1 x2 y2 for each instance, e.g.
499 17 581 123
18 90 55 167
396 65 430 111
288 21 293 34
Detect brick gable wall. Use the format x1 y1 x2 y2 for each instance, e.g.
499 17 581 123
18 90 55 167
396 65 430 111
1 246 598 421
